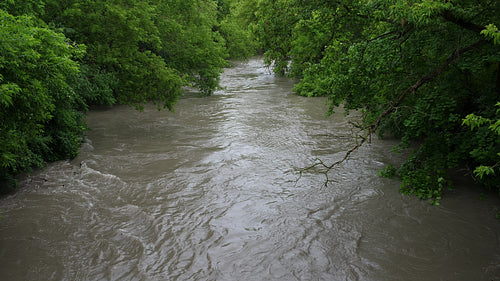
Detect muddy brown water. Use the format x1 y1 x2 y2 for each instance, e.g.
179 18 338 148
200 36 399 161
1 58 499 280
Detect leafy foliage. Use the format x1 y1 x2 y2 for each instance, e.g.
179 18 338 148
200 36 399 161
42 0 233 101
153 0 228 96
255 0 500 203
0 10 85 191
218 0 259 59
463 102 500 189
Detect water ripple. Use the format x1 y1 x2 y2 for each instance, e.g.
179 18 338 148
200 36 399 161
0 58 499 281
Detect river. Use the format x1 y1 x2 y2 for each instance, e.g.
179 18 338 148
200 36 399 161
0 58 499 280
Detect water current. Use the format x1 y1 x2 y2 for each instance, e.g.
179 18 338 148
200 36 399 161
1 58 499 280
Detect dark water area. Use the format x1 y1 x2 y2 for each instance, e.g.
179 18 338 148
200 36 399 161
0 58 499 280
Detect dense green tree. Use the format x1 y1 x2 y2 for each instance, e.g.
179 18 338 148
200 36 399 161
0 0 45 16
0 10 85 190
153 0 228 96
43 0 184 108
218 0 259 59
256 0 500 203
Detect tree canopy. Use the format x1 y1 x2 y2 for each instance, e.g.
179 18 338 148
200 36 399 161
254 0 500 203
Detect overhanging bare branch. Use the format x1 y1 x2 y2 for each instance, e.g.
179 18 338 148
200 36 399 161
298 39 487 186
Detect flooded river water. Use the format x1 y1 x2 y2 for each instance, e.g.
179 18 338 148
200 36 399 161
1 58 499 280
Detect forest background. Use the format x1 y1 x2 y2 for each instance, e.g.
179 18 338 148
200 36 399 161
0 0 499 204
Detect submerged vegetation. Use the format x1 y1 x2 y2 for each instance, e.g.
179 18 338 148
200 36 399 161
1 0 499 204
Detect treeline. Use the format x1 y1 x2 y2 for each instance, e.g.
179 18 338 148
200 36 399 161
254 0 500 203
0 0 257 191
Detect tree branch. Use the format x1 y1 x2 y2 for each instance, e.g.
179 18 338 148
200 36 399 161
371 39 487 131
299 39 487 185
441 10 485 34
